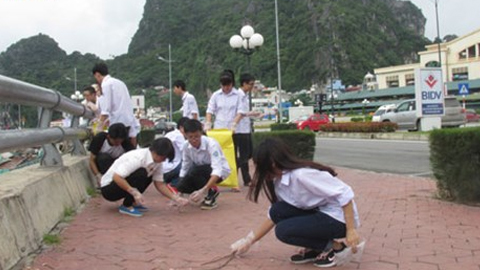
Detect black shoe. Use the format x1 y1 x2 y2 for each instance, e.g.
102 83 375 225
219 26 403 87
290 249 320 264
201 189 219 210
313 249 336 268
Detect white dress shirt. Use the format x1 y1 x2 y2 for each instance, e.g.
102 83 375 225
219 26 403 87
101 148 163 187
163 129 186 173
179 136 231 180
100 75 137 134
206 88 245 130
235 88 251 134
182 92 199 119
273 168 360 227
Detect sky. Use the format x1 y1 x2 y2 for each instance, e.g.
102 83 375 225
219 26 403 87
0 0 478 60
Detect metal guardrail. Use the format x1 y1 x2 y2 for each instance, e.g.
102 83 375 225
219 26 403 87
0 74 94 167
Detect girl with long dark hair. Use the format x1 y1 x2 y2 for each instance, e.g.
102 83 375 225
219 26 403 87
231 138 361 267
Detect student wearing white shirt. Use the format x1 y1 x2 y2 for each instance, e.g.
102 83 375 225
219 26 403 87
230 138 361 268
100 138 189 217
88 123 135 187
205 70 244 131
176 119 231 210
92 63 139 146
163 117 188 189
232 73 263 187
173 80 199 120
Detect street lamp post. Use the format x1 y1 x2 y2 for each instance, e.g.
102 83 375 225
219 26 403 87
362 98 370 117
158 44 174 122
229 25 264 111
65 67 77 92
434 0 442 67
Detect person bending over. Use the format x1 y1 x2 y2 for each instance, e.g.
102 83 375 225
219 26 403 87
176 119 231 210
231 138 361 268
100 138 188 217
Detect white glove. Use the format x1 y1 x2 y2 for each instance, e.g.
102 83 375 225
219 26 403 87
128 187 145 205
171 194 189 207
231 231 255 255
189 188 207 203
204 121 212 131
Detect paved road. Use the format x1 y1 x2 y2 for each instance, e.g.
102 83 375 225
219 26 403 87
315 137 432 177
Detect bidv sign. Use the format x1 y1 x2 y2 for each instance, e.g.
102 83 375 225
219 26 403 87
415 68 445 117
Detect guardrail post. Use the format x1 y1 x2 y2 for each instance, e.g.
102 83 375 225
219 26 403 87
38 107 63 167
69 115 87 156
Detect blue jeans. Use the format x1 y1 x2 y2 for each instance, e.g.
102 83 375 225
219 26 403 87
269 201 346 251
163 162 182 187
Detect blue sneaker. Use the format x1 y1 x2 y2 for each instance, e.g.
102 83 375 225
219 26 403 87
118 205 143 217
133 205 149 212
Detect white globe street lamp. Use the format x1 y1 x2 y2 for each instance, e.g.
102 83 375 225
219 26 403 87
229 25 264 111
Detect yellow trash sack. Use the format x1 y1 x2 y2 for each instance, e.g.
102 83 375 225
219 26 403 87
207 129 238 188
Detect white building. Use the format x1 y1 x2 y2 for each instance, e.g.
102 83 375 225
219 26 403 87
374 27 480 89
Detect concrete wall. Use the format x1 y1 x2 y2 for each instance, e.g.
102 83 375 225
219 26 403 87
0 155 94 270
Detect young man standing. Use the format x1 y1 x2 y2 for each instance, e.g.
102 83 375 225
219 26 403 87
204 70 244 131
100 138 189 217
173 80 199 120
176 119 231 210
233 73 262 187
88 123 135 187
92 63 140 146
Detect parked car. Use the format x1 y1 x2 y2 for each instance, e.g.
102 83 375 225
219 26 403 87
380 96 466 130
465 109 480 122
293 113 330 131
154 118 177 134
372 104 396 122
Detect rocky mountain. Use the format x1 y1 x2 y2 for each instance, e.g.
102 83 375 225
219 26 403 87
0 0 431 124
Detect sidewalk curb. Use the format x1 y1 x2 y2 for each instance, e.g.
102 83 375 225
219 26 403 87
317 132 429 141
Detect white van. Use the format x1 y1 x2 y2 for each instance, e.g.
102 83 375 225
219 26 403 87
372 104 396 122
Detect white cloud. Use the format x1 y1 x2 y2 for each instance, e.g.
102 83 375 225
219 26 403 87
0 0 146 59
408 0 479 40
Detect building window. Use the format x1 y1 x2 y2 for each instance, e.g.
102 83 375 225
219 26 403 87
459 50 467 60
468 45 476 58
452 67 468 81
386 75 399 88
405 74 415 86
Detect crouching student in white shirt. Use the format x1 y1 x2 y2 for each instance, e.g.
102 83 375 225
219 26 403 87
162 117 188 191
176 119 231 210
100 138 189 217
230 138 361 268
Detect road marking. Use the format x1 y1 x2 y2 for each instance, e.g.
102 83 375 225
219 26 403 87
316 137 428 144
410 171 433 177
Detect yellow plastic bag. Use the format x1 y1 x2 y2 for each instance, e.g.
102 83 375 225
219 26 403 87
207 129 238 188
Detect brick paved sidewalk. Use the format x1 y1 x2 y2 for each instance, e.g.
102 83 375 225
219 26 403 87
25 167 480 270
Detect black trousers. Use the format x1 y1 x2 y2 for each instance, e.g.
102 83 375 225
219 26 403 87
176 164 214 194
101 168 152 207
96 153 116 174
233 133 252 185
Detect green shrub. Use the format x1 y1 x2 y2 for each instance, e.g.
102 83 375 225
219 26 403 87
137 129 156 147
364 115 373 122
429 127 480 203
253 130 315 160
320 122 397 133
350 117 364 122
270 123 297 131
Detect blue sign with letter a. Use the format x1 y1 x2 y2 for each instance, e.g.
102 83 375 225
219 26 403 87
458 83 469 95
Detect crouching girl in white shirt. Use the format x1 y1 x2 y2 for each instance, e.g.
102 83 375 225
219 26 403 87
231 138 361 268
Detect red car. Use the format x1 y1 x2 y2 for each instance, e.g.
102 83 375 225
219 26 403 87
294 113 330 131
465 109 480 122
